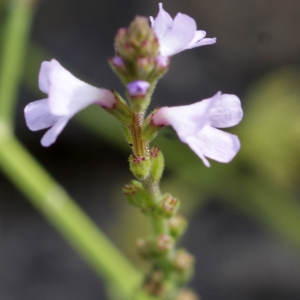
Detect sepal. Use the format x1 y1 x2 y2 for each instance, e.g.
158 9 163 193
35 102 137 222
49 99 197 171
123 180 151 211
106 91 132 126
150 146 164 183
142 109 162 141
129 154 151 180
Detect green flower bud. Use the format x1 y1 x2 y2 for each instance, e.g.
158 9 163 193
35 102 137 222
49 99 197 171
142 111 161 141
111 16 168 88
143 270 167 298
175 289 199 300
129 154 151 180
155 234 174 254
156 193 180 218
150 146 164 183
136 237 154 259
173 249 194 273
168 214 188 239
122 180 150 210
115 17 159 60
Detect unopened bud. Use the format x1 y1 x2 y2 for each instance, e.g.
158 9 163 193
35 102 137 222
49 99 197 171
156 193 179 218
155 234 173 253
129 154 151 180
114 17 159 67
175 289 199 300
136 237 153 258
168 214 188 238
122 180 150 209
112 56 124 67
173 250 194 272
143 270 166 298
127 80 150 97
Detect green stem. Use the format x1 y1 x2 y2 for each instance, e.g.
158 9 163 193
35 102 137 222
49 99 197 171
0 0 36 126
141 177 168 236
0 132 143 299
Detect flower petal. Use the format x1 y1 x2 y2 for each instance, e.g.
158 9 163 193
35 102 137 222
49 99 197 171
185 125 240 166
38 61 51 94
41 117 70 147
24 99 59 131
46 59 115 116
186 30 216 49
208 94 243 128
152 92 221 139
150 3 173 41
158 13 196 56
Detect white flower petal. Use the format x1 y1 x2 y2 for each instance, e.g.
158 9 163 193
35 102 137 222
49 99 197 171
185 125 240 165
186 30 216 49
152 92 221 139
46 59 115 116
151 3 173 41
41 117 70 147
24 99 59 131
38 61 51 94
208 94 243 128
158 13 196 57
151 3 216 56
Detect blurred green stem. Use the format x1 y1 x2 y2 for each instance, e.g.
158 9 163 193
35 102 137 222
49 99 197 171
0 0 35 126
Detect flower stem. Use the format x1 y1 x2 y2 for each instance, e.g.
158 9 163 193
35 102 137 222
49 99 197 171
0 0 36 126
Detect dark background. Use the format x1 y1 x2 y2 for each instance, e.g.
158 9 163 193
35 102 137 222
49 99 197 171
1 0 300 299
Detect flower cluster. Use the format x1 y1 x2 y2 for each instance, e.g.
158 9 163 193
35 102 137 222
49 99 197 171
24 3 242 167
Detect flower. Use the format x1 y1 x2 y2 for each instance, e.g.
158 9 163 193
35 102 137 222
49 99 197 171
152 92 243 167
150 3 216 57
24 59 116 147
127 80 150 97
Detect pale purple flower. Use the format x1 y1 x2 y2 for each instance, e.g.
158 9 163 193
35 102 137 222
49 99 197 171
152 92 243 167
150 3 216 57
127 80 150 97
112 56 125 67
24 59 116 147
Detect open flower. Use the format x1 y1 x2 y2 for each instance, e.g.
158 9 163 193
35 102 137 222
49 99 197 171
152 92 243 167
24 59 115 147
150 3 216 57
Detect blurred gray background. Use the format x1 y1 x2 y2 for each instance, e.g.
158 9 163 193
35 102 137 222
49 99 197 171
1 0 300 299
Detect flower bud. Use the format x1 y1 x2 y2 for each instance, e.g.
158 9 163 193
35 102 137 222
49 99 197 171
173 249 194 272
136 237 153 259
129 154 151 180
122 180 150 210
155 234 174 253
127 80 150 97
115 17 159 60
150 146 164 183
168 214 188 238
156 193 179 218
143 270 167 298
175 289 199 300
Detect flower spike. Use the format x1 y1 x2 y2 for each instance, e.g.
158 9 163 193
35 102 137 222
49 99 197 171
150 3 216 57
152 92 243 167
24 59 116 147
